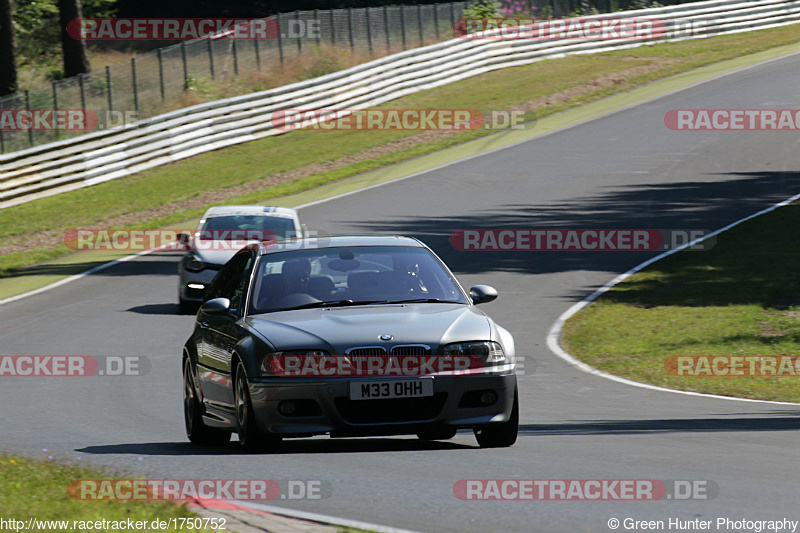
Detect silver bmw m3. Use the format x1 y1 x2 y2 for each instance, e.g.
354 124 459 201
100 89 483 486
182 235 518 451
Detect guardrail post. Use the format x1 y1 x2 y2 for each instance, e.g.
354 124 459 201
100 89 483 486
157 50 166 101
254 38 261 70
366 8 373 55
131 58 139 115
78 75 86 115
296 11 303 53
52 81 59 140
277 14 285 63
25 90 33 147
347 8 355 51
384 6 391 51
181 42 189 90
401 6 407 50
208 39 216 79
417 5 424 46
433 5 440 40
233 40 239 76
314 10 321 47
106 66 114 111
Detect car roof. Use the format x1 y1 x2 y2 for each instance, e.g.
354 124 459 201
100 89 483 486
201 205 298 219
254 235 425 255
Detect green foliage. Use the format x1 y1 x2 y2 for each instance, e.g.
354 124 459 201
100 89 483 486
185 75 216 98
628 0 663 9
499 0 536 17
12 0 117 76
570 0 600 16
302 46 345 80
463 0 503 19
13 0 61 70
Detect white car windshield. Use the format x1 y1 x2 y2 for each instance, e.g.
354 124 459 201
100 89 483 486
199 215 298 240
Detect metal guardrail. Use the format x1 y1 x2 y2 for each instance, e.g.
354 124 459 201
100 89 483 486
0 2 473 154
2 0 799 209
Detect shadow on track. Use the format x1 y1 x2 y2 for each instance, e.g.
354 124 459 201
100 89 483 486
518 414 800 435
76 436 475 456
343 171 800 280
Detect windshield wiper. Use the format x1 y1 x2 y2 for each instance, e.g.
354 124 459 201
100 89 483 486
377 298 457 304
276 299 383 311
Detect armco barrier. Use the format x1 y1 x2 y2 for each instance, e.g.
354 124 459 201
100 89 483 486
2 0 799 209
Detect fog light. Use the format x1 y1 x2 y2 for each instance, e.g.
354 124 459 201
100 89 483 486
187 283 205 290
278 401 297 416
480 391 498 406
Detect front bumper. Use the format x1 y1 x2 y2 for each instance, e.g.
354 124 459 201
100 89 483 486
247 373 517 437
178 268 218 302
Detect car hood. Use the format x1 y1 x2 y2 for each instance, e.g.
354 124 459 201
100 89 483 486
191 245 246 267
246 303 492 354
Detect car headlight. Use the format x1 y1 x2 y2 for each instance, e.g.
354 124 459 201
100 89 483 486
183 253 206 272
442 341 505 364
261 350 329 375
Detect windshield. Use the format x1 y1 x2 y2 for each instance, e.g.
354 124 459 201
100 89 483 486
249 246 468 313
198 215 298 240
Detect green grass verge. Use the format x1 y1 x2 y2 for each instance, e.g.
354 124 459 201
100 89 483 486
562 202 800 403
0 454 211 531
3 24 800 277
1 452 371 532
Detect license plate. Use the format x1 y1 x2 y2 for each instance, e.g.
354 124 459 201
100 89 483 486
349 379 434 400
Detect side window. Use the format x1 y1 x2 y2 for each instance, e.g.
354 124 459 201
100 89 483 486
205 252 252 304
229 255 254 313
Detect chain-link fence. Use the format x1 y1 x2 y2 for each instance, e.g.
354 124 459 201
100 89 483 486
0 0 692 154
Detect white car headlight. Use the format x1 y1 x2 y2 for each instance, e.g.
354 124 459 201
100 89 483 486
183 253 206 272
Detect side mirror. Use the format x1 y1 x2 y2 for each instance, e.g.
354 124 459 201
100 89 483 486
201 297 231 315
178 232 192 248
470 285 498 305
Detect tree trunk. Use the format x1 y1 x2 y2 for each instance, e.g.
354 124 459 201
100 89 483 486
58 0 91 77
0 0 17 96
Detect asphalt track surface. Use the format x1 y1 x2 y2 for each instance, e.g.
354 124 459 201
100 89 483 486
3 51 800 533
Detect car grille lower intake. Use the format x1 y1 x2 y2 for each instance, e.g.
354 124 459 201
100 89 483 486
334 393 447 424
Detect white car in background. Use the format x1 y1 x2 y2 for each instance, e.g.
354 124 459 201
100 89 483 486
178 205 304 312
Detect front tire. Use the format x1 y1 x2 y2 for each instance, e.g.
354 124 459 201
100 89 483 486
183 358 230 446
235 362 280 452
179 296 197 315
473 390 518 448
